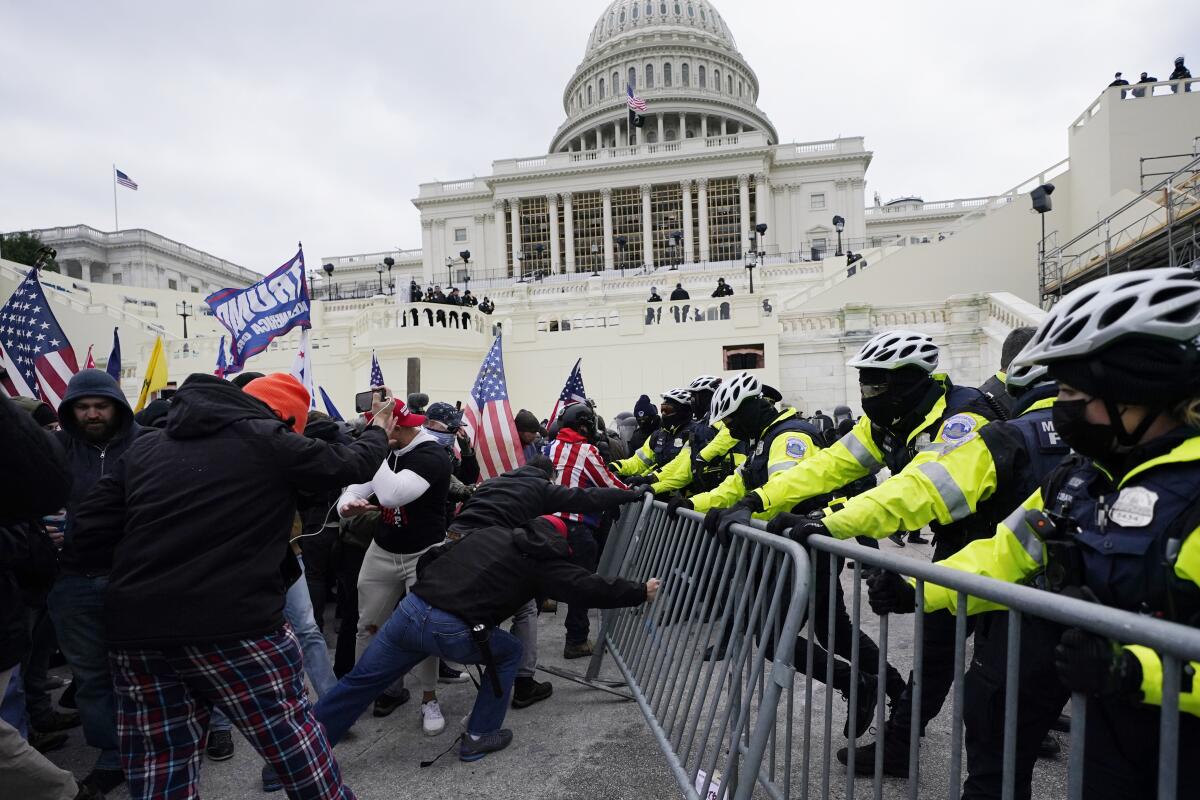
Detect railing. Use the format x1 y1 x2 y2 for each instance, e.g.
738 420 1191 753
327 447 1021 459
490 131 773 177
865 196 1000 218
640 300 736 327
351 302 489 338
1071 77 1200 133
320 250 423 269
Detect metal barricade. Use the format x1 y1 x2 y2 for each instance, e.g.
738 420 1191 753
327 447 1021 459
797 534 1200 800
585 497 812 800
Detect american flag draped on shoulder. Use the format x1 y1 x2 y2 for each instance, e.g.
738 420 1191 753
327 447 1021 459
548 358 586 426
0 268 79 406
463 334 524 480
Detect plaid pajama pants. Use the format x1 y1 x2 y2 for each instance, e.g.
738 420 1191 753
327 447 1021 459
110 625 354 800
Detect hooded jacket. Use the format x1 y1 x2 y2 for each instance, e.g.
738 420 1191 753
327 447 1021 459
68 374 390 648
55 369 142 575
450 463 638 534
412 517 647 627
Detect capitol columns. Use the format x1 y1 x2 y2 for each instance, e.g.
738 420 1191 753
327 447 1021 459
738 173 751 257
562 192 576 273
546 193 561 275
601 188 615 272
754 172 770 236
680 180 694 263
509 199 523 279
420 218 434 285
697 177 710 263
640 183 654 270
492 200 507 278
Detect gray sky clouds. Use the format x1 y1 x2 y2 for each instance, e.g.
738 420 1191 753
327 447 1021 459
2 0 1195 273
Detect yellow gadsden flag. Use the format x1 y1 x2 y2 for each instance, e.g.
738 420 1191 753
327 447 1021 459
135 336 169 412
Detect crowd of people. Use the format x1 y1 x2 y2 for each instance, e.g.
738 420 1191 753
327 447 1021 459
1108 55 1191 94
407 280 495 315
3 267 1199 799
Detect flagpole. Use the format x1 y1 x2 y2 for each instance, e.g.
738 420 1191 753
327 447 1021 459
112 164 119 231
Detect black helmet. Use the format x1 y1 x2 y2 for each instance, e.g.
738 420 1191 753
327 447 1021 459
558 402 598 441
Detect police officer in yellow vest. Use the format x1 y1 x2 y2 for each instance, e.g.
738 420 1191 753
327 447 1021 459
649 375 741 497
869 269 1200 799
611 388 693 484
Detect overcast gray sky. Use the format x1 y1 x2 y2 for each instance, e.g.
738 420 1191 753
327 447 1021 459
2 0 1195 274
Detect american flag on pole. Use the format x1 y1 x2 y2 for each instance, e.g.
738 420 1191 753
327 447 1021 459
115 168 138 190
463 334 524 480
626 84 648 112
290 329 317 410
0 268 79 407
548 358 587 427
370 351 385 387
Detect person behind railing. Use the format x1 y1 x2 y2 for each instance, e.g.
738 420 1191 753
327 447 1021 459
1170 55 1192 92
867 268 1200 800
648 375 744 499
669 282 691 323
461 289 478 307
479 296 494 315
1133 71 1158 98
610 389 694 487
1108 71 1129 89
710 331 1001 759
409 280 422 303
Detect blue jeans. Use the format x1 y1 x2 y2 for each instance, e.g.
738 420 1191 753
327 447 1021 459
211 556 336 733
48 574 121 771
314 593 522 743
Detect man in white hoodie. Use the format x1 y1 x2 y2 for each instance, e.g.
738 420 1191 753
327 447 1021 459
336 399 452 735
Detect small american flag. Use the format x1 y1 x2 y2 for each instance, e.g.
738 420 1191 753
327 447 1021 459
463 335 525 480
115 168 138 190
0 268 80 407
548 358 587 427
627 84 647 112
370 351 385 387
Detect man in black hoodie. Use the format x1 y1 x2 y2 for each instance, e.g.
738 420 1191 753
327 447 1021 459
313 514 657 763
451 457 642 707
69 373 393 800
45 368 142 794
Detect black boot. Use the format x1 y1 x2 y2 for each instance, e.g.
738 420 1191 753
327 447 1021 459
840 673 878 739
836 727 911 777
511 676 553 709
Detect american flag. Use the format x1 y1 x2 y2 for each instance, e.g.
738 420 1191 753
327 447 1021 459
115 168 138 190
627 84 647 112
0 268 79 407
548 358 587 427
290 328 317 409
463 335 525 480
370 351 385 387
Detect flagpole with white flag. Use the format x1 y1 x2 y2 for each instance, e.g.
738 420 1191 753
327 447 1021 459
290 328 317 409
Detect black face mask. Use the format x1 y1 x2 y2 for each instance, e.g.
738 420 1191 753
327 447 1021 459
1052 399 1117 461
860 377 934 429
661 409 690 430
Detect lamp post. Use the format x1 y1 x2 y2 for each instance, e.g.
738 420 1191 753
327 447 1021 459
832 215 845 256
383 256 394 295
1031 183 1055 292
616 235 628 275
590 243 600 277
322 262 335 300
375 262 385 295
175 300 192 339
744 223 767 294
514 250 525 283
534 243 545 281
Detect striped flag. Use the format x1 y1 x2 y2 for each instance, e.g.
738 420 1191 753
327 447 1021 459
548 358 587 427
370 351 385 387
290 328 318 410
115 168 138 190
626 84 648 112
0 268 79 407
463 334 524 480
215 335 229 377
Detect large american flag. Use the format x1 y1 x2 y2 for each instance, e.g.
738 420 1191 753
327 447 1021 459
115 168 138 190
626 84 648 112
0 268 79 407
370 351 385 387
463 335 524 480
548 358 587 427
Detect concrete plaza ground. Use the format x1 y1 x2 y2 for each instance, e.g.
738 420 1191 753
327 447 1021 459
40 539 1074 799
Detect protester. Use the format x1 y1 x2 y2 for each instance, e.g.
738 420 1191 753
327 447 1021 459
311 514 658 762
68 373 395 800
46 369 144 795
336 399 452 733
514 409 548 461
630 394 659 450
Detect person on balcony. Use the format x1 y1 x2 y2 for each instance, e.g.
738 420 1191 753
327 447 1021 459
1108 71 1129 88
669 282 689 301
409 280 422 303
1133 71 1158 97
462 289 478 307
711 277 733 298
647 286 662 302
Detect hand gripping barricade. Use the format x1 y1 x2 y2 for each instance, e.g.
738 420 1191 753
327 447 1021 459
579 495 812 800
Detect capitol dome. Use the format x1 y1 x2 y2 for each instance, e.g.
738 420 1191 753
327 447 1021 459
549 0 777 153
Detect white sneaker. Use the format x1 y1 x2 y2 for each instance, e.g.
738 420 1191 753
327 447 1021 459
421 700 445 736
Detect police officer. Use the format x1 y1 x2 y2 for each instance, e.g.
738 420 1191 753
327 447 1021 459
651 375 743 496
869 268 1200 799
824 359 1068 788
612 389 693 484
977 326 1037 420
709 330 998 753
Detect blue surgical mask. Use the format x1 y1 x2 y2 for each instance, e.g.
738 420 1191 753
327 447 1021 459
428 429 456 449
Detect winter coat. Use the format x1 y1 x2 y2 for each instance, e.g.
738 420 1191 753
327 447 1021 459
68 374 390 648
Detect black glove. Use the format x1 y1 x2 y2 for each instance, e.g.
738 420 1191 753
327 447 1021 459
704 503 753 547
866 570 917 615
667 497 693 518
788 519 831 546
765 512 804 537
1053 628 1142 698
622 489 646 503
625 475 654 488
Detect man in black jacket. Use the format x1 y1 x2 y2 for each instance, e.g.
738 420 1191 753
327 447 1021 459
450 457 642 707
69 373 393 800
45 368 142 794
313 514 658 762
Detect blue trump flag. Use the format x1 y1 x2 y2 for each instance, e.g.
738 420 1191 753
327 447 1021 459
205 248 310 369
104 327 121 381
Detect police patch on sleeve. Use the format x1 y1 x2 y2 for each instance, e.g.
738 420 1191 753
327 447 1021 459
940 414 977 442
785 437 808 459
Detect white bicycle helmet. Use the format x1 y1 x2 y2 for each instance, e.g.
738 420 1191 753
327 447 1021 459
1013 268 1200 367
1004 361 1050 390
847 330 939 372
661 388 693 406
709 372 762 423
689 374 723 392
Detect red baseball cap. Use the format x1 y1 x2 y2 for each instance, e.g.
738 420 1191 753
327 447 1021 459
392 399 426 428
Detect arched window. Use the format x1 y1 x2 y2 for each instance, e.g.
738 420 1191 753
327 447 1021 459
675 2 682 14
587 85 593 104
646 1 654 14
681 63 690 86
688 3 695 17
698 64 706 88
613 71 620 93
619 8 626 23
661 1 667 14
713 68 720 91
628 66 636 89
599 77 606 99
632 4 638 19
727 74 733 94
645 63 655 88
664 63 672 87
